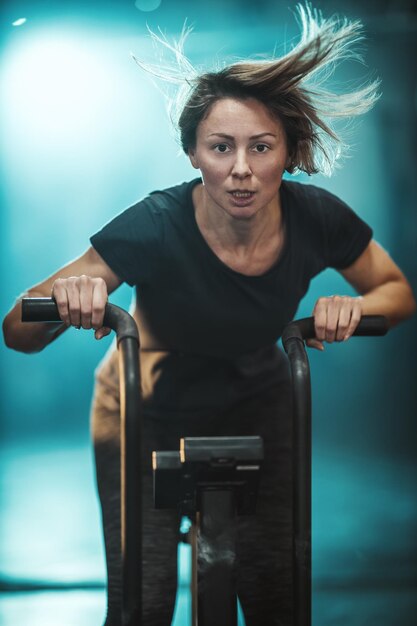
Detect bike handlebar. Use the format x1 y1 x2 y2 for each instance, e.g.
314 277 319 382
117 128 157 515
21 297 389 626
21 297 138 344
280 312 388 626
22 298 388 345
22 296 143 624
281 314 388 349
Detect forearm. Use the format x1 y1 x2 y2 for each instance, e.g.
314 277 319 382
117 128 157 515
3 247 120 354
360 279 416 327
2 291 67 354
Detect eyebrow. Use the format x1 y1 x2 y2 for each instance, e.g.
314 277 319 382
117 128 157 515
207 132 277 140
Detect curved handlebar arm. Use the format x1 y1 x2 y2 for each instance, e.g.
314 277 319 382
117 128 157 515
281 314 389 348
281 314 388 626
21 297 138 344
21 297 142 625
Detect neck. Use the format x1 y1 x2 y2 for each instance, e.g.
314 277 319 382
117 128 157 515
193 184 282 253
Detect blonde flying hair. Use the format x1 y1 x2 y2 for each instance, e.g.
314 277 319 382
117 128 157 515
133 3 380 177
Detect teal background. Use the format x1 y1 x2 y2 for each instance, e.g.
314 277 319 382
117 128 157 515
1 1 416 624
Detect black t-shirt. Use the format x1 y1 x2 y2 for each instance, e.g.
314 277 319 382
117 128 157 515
90 177 372 416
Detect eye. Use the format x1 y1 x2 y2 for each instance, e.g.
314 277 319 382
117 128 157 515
213 144 230 153
253 143 270 153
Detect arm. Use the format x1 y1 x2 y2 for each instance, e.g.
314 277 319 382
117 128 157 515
2 246 122 354
307 240 416 350
340 240 416 324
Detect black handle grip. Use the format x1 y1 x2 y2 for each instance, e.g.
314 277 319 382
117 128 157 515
282 315 388 351
21 297 139 343
21 297 61 323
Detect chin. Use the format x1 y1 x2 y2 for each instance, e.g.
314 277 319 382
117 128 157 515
225 206 259 220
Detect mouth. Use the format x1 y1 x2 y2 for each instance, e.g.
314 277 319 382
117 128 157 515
228 190 256 198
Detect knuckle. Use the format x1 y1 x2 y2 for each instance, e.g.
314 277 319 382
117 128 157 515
92 304 104 317
66 277 78 290
52 279 65 294
91 302 105 327
78 275 91 288
68 303 80 316
53 290 66 303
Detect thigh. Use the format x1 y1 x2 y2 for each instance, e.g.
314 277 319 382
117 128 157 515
91 351 180 626
222 382 293 626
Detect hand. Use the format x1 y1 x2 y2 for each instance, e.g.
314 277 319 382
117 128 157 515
306 295 363 351
52 275 111 340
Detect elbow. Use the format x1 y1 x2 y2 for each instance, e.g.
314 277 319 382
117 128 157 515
389 283 417 328
2 315 16 350
2 315 42 354
403 281 417 320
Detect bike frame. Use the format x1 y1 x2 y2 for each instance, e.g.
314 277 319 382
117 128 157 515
22 297 388 626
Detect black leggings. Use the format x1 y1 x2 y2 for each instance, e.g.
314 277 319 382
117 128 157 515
91 354 293 626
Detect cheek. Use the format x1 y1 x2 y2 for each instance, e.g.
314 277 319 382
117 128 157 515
199 156 227 183
258 159 286 183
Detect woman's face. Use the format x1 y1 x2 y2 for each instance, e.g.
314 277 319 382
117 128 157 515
188 97 290 220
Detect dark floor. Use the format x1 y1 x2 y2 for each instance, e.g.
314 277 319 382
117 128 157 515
1 439 416 625
1 587 416 626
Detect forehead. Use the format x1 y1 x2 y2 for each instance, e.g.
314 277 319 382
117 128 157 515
197 97 284 137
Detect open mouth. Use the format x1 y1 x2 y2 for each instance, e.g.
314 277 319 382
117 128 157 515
229 190 255 198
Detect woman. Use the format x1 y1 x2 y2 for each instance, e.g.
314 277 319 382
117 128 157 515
3 5 416 626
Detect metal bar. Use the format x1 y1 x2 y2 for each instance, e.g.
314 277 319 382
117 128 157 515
198 490 237 626
119 337 142 625
281 315 388 626
21 297 142 625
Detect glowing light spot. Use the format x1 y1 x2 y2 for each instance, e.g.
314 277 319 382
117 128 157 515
12 18 27 27
179 516 192 534
2 33 115 143
134 0 162 12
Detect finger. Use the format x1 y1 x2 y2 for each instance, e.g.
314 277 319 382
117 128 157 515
335 298 354 341
306 338 325 351
91 278 108 330
66 280 81 327
325 296 343 343
79 276 94 329
312 298 327 342
343 298 363 340
52 279 70 326
95 327 112 340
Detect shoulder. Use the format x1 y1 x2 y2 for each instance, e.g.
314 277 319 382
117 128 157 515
281 179 373 269
93 177 201 239
89 178 201 286
146 177 202 213
281 179 349 214
281 179 364 235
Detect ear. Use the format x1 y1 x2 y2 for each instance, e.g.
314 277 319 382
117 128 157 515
285 151 292 170
188 147 199 170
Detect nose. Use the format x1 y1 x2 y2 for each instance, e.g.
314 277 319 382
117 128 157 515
231 149 252 179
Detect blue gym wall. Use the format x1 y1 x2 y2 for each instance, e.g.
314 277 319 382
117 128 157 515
1 1 416 625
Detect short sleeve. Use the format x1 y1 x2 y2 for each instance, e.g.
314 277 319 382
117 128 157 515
90 196 162 287
318 188 373 269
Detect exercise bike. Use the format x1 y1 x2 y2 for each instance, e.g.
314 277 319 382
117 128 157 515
22 297 388 626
